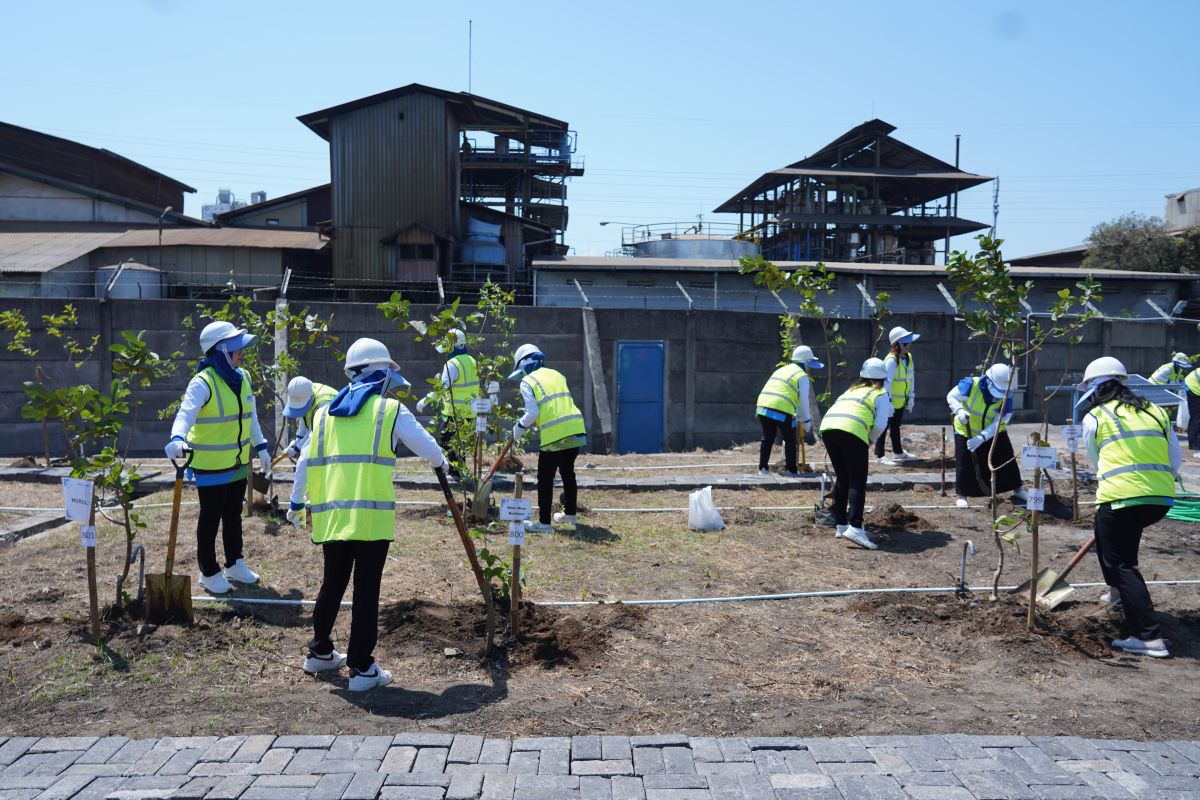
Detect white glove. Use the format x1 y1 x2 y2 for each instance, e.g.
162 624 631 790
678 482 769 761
286 439 301 460
286 506 306 528
967 435 985 453
416 397 428 414
164 438 187 459
906 396 915 412
512 422 528 441
955 408 971 426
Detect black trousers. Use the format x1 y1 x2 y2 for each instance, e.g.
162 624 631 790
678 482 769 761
1094 503 1167 641
822 429 869 528
195 478 246 578
1188 392 1200 450
758 414 798 472
537 447 579 524
874 406 906 457
310 539 391 672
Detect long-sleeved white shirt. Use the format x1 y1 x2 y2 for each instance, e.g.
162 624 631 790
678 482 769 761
883 353 915 406
170 370 267 451
290 398 445 506
945 382 1011 443
867 393 892 443
517 379 539 430
418 360 461 408
1081 405 1182 476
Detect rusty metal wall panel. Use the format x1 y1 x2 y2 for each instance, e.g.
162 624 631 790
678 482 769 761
331 94 457 281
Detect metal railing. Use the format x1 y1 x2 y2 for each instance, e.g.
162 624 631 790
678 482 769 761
618 221 741 248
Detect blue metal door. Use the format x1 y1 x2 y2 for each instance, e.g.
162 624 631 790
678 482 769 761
616 341 665 454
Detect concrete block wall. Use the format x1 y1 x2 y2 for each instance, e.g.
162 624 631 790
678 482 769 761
3 297 1200 458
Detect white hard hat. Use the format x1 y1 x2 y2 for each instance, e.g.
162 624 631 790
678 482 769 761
435 328 467 354
199 320 257 354
508 343 544 380
791 345 824 369
889 326 919 346
283 376 314 419
1077 356 1127 393
1173 352 1190 365
344 337 400 375
985 363 1013 393
860 357 887 380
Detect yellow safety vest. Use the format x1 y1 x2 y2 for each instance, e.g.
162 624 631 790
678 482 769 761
1089 400 1175 505
186 368 254 471
1185 369 1200 397
756 363 807 417
307 394 399 543
1150 363 1185 386
819 385 886 445
886 352 913 410
953 377 1008 438
303 382 339 432
447 354 480 421
522 367 586 448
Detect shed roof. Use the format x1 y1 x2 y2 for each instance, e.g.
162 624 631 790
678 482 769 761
0 230 126 274
103 227 328 250
298 84 568 140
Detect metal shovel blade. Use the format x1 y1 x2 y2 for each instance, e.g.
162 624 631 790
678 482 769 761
250 469 271 494
145 573 193 624
1012 568 1072 609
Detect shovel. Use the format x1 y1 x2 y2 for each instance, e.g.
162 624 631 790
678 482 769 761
796 423 813 473
472 437 516 514
250 450 290 495
146 450 195 625
434 465 497 652
1011 535 1095 610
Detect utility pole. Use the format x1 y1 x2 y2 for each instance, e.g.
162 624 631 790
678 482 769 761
992 175 1000 234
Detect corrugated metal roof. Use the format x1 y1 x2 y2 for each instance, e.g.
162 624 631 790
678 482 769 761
104 228 328 250
0 231 126 273
532 256 1196 281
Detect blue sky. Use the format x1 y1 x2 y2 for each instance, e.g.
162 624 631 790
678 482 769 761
4 1 1198 260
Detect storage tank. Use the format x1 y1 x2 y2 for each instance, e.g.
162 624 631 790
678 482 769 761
632 235 758 260
94 262 164 299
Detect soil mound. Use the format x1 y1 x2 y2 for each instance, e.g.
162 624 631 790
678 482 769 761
0 612 53 646
866 503 927 531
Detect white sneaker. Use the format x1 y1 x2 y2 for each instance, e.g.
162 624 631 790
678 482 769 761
1112 637 1170 658
526 522 553 533
348 663 393 691
198 571 232 595
223 558 259 584
896 451 921 462
835 524 848 539
304 649 347 674
955 497 970 509
552 512 578 526
1099 587 1122 606
758 468 770 476
842 526 878 550
877 457 897 467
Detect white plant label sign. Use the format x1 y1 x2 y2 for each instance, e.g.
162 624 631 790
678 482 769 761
1020 446 1057 469
508 522 526 546
499 498 532 522
475 416 488 433
1061 424 1083 453
62 477 94 522
471 398 493 415
1025 488 1046 511
486 381 500 395
80 525 97 548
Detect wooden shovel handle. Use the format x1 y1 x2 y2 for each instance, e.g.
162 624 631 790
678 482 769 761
481 438 516 486
434 466 493 601
1055 536 1097 585
164 450 193 577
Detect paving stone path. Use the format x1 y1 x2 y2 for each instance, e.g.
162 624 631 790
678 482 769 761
1 734 1199 800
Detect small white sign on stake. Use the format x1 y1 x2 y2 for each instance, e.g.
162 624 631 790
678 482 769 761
80 525 97 548
475 416 488 433
61 477 94 522
486 381 500 395
508 522 526 546
1061 424 1083 453
1020 446 1058 470
471 398 493 415
499 497 532 522
1025 488 1046 511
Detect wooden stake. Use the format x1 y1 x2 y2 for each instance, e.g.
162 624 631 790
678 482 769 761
1027 437 1043 631
1068 418 1080 523
940 426 947 496
85 495 101 648
511 471 523 639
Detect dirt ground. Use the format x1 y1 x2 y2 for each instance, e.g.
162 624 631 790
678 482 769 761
3 448 1200 742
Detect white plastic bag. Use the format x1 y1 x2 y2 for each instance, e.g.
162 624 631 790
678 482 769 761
688 485 725 531
1178 400 1189 433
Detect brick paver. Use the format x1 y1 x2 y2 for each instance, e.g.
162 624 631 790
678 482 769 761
1 735 1197 799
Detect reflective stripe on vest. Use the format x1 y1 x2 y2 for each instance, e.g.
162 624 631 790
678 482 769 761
756 363 806 417
308 394 399 543
186 368 252 470
1089 400 1175 505
952 377 1006 438
523 368 586 448
1186 369 1200 397
886 352 913 410
448 354 480 420
819 385 885 445
303 382 339 431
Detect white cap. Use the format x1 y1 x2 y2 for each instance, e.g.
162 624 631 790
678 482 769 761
860 357 887 380
344 337 400 376
791 345 824 368
283 376 314 419
435 328 467 354
889 326 919 346
508 343 544 380
1077 356 1127 393
199 320 257 354
985 363 1013 393
1173 352 1190 365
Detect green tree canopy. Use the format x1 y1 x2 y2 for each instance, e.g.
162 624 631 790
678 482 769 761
1082 212 1194 273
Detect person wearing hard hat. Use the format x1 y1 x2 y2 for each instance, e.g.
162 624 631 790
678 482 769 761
877 326 920 465
282 376 339 460
755 345 824 476
509 343 587 531
946 363 1028 509
287 338 446 691
165 321 270 595
415 329 480 459
1077 356 1180 658
818 358 893 550
1149 352 1191 386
